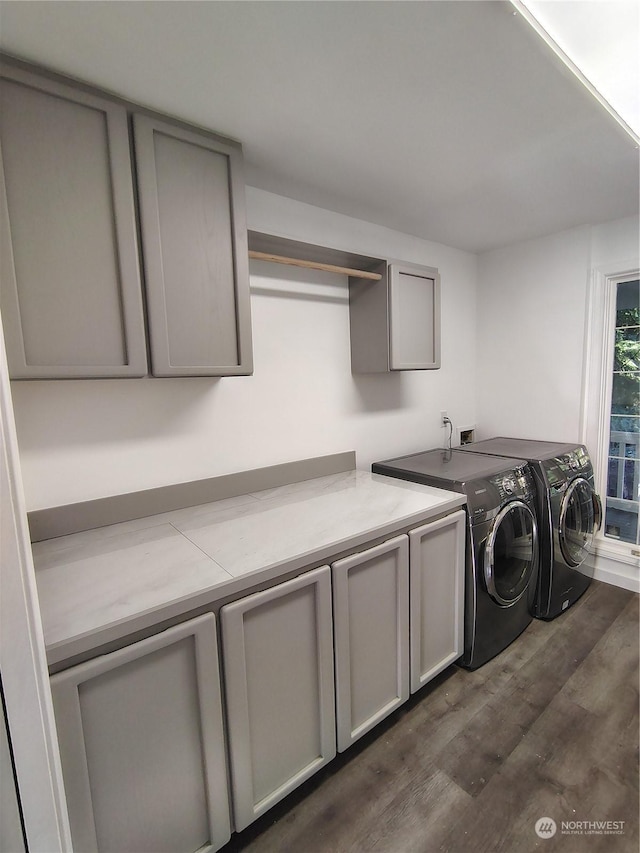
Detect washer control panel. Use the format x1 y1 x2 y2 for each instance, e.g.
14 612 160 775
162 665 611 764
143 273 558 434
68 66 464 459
501 476 516 495
467 464 536 521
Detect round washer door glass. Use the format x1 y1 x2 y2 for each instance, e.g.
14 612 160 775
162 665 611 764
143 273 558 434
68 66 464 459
559 477 596 567
484 500 538 606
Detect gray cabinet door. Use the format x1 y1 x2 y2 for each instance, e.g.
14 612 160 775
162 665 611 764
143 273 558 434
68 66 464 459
349 259 440 372
133 114 252 376
0 63 147 378
409 510 466 692
332 535 410 751
50 614 231 853
389 261 441 370
221 566 335 831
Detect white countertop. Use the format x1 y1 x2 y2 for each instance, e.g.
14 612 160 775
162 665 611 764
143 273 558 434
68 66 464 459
33 470 466 665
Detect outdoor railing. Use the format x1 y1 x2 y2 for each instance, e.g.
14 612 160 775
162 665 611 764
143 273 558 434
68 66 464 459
606 430 639 545
608 430 640 508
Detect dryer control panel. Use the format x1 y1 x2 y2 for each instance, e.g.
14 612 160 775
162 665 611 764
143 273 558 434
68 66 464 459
542 446 594 492
467 464 536 522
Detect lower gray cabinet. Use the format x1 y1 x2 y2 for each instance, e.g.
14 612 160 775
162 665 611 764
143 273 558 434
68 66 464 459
47 511 465 850
50 614 230 853
221 566 335 831
409 510 466 692
332 535 410 751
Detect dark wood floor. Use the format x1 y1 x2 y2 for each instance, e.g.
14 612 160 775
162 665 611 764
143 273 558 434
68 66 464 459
222 579 639 853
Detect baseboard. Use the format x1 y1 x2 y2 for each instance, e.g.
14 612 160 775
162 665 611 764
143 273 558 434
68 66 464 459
581 553 640 593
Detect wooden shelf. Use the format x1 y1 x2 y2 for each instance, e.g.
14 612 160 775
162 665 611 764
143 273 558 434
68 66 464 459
248 250 382 281
247 231 386 282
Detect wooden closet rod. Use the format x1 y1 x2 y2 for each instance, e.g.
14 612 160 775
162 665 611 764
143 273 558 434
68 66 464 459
248 250 382 281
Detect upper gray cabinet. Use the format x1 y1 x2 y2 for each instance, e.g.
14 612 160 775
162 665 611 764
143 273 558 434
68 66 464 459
0 59 253 379
389 262 440 370
247 231 440 374
350 260 441 372
134 115 252 377
0 62 148 378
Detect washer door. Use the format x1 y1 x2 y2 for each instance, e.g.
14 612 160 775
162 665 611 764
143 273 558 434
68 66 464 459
559 477 600 567
484 500 538 607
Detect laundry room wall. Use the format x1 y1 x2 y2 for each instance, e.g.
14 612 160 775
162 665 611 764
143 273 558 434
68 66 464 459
475 214 639 444
9 189 478 511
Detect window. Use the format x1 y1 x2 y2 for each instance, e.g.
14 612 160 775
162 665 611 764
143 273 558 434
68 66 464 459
583 264 640 571
605 279 639 545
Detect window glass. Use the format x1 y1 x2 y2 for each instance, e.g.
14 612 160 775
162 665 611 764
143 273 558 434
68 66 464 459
604 279 639 545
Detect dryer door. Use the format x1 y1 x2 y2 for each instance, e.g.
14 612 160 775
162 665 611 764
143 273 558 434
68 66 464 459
484 500 538 607
559 477 600 567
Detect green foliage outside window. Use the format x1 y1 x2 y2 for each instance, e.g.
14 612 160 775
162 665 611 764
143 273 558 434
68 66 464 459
611 282 639 433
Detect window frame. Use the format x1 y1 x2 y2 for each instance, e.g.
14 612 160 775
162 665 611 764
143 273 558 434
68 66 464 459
582 259 640 570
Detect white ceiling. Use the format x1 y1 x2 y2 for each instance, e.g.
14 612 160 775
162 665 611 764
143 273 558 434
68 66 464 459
0 0 638 253
521 0 640 136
